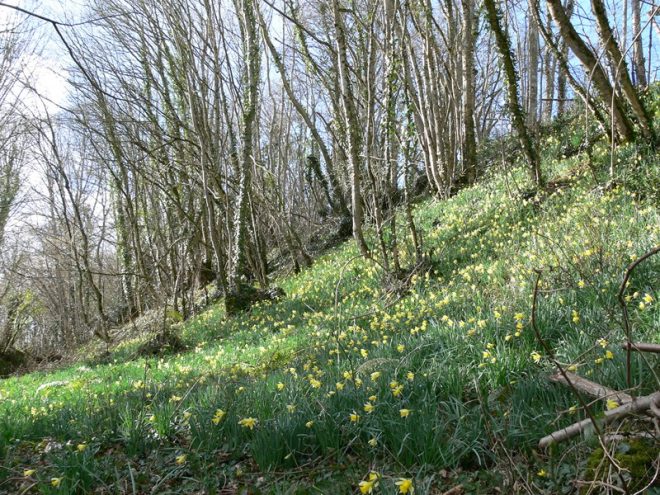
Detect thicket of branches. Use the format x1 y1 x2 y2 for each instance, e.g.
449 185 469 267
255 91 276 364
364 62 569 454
0 0 656 356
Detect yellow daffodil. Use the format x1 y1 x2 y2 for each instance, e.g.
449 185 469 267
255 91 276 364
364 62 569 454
305 420 314 428
23 469 35 477
76 443 87 452
175 454 186 465
606 399 619 410
531 351 542 363
359 472 380 494
350 411 360 423
395 477 414 493
212 409 226 424
51 477 63 487
400 408 411 418
276 382 285 391
238 417 257 429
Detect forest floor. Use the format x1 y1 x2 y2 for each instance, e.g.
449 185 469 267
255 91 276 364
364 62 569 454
1 119 659 494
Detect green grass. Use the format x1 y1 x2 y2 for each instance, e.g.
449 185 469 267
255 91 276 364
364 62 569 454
1 129 659 494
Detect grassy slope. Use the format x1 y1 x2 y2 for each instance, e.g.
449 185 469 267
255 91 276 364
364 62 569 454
0 133 659 494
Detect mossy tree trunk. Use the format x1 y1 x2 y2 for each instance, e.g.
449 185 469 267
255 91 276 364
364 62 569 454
484 0 543 186
226 0 261 315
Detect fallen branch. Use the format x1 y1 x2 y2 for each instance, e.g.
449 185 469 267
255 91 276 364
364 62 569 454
441 486 464 495
621 342 660 354
549 372 632 404
539 391 660 449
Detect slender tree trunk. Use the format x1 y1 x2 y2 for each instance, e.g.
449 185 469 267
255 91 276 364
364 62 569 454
484 0 542 186
527 15 540 130
228 0 260 294
332 0 370 258
631 0 647 87
461 0 478 184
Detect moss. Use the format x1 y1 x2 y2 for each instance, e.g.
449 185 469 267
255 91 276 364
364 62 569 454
582 439 658 494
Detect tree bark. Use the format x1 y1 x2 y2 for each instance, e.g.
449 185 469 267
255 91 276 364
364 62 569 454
332 0 370 258
546 0 635 142
484 0 542 186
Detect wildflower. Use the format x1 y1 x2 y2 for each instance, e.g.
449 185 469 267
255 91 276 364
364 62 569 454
76 443 87 452
238 417 257 430
400 408 411 418
392 385 404 397
175 454 187 465
514 313 524 321
368 395 377 402
51 477 63 487
568 405 578 415
606 399 619 410
305 420 314 428
605 350 614 360
395 478 414 494
370 371 381 381
23 469 35 477
364 402 375 413
360 349 369 358
336 382 345 391
577 280 585 288
212 409 226 424
643 293 653 304
397 344 405 353
309 378 321 389
594 358 604 364
572 310 580 324
368 437 377 447
287 404 296 413
537 469 547 477
170 395 182 402
482 350 491 359
276 382 285 391
350 411 360 423
639 302 646 310
531 351 542 364
504 334 512 342
359 472 380 494
567 364 578 372
406 371 415 381
597 338 608 348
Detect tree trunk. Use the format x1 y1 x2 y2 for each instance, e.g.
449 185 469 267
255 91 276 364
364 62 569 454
227 0 261 314
461 0 478 184
546 0 635 143
590 0 652 140
631 0 647 87
484 0 542 186
332 0 370 258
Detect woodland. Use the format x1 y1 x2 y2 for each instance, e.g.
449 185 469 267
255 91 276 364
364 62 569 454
0 0 658 493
